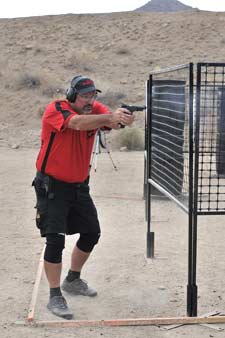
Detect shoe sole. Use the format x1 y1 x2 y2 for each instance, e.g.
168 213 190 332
47 305 74 320
62 288 97 297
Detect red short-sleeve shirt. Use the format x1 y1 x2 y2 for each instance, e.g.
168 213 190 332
36 100 110 182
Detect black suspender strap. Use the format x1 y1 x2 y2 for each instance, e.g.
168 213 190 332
41 101 71 174
55 101 71 121
41 132 56 174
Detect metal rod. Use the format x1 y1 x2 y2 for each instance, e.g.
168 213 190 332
93 133 100 171
143 81 148 203
190 63 202 317
146 75 155 258
149 64 190 75
148 179 188 213
105 149 118 171
198 210 225 215
197 62 225 67
187 62 195 317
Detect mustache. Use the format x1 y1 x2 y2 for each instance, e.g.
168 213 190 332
82 105 93 115
84 104 92 109
83 104 93 111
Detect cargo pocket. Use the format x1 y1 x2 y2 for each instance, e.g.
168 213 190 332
32 177 48 230
35 208 47 230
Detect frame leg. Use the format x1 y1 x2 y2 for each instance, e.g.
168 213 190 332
187 284 198 317
146 231 155 258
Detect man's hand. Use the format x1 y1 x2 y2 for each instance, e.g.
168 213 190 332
108 108 135 129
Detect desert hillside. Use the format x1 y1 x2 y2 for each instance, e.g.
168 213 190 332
0 10 225 147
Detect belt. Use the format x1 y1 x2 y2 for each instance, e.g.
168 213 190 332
36 171 88 187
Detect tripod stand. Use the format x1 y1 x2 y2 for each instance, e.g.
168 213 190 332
90 129 118 172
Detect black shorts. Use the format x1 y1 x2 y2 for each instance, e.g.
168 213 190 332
32 172 100 237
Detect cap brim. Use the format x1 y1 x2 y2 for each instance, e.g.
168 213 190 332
78 87 102 94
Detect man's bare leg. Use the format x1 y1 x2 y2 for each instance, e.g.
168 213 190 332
62 245 97 296
71 245 90 271
44 261 62 288
45 260 74 319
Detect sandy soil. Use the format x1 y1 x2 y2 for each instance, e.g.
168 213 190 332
1 146 225 338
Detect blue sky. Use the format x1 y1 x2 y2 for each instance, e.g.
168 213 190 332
1 0 225 18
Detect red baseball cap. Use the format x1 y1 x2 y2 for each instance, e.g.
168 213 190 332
71 76 101 94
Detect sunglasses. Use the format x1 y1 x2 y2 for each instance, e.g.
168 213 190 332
78 92 98 101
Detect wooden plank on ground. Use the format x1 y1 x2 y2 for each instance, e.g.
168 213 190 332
27 246 45 322
27 315 225 328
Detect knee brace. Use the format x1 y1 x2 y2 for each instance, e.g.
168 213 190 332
44 233 65 263
76 233 101 253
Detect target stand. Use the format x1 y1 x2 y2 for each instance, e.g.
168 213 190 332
144 63 225 317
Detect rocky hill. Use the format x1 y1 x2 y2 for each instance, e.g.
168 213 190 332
135 0 195 12
0 10 225 148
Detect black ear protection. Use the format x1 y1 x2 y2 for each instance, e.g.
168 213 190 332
66 75 84 103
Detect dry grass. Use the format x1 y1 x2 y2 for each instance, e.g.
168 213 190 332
42 86 65 98
14 72 41 90
116 47 131 55
116 126 144 150
99 91 127 109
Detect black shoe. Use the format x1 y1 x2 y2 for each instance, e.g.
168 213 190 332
62 278 97 297
47 296 74 320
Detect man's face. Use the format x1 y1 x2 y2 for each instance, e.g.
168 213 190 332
71 91 97 114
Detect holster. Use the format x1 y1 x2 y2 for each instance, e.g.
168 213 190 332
32 171 55 200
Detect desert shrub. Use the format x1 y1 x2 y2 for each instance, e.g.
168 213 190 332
99 90 126 109
64 49 96 72
117 127 144 151
34 47 43 54
42 86 65 98
83 65 94 72
37 102 48 117
38 106 44 117
15 73 41 90
116 47 130 55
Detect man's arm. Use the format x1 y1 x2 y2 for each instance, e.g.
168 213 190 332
68 108 135 131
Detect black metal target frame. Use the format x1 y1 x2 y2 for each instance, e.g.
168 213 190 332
144 63 225 317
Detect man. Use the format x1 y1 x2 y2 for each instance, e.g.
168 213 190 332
33 75 134 320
